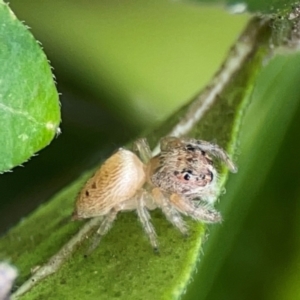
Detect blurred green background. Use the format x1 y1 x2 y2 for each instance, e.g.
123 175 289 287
1 0 300 299
0 0 248 232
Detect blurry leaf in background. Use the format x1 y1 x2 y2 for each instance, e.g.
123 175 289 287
0 1 60 172
0 1 248 233
9 0 249 130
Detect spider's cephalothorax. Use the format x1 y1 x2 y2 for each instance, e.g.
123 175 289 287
149 137 219 203
72 136 237 253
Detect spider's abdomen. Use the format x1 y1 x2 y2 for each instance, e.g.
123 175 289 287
73 149 146 219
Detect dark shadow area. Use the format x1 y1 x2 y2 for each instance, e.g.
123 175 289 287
0 82 136 234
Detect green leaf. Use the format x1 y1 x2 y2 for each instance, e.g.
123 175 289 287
0 1 60 172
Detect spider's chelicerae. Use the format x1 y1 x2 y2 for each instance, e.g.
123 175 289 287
72 136 237 253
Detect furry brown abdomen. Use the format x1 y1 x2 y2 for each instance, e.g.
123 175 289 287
72 149 146 219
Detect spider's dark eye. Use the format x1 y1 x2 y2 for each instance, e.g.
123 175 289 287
183 173 190 180
85 190 89 196
186 144 195 151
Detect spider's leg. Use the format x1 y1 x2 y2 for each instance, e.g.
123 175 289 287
188 139 237 173
169 193 222 223
136 190 159 252
152 188 188 236
85 208 118 256
133 138 152 164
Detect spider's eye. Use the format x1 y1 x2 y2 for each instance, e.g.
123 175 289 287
186 144 195 151
85 190 89 196
183 173 190 180
181 169 193 181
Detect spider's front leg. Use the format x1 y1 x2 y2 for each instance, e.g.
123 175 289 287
195 140 237 173
169 193 222 223
160 136 237 173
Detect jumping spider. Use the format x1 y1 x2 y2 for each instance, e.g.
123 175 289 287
72 136 237 253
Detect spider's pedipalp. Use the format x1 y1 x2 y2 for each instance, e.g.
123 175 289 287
152 188 188 236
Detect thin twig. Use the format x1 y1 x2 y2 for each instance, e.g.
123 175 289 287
11 217 102 299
